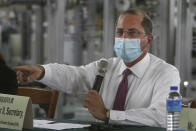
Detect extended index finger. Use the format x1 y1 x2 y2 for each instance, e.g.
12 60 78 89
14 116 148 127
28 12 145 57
13 66 29 72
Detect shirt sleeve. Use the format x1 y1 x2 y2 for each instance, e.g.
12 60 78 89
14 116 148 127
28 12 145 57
38 62 98 94
109 68 180 128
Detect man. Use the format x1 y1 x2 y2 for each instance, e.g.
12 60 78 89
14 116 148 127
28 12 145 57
14 9 180 127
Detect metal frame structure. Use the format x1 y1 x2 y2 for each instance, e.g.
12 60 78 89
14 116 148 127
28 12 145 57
86 0 97 63
175 0 192 83
152 0 170 61
32 6 44 64
46 0 65 119
103 0 115 59
46 0 65 63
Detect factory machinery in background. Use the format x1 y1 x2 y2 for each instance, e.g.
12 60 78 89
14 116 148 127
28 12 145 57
0 0 196 120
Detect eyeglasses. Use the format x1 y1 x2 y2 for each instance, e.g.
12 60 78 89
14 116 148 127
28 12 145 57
115 28 145 38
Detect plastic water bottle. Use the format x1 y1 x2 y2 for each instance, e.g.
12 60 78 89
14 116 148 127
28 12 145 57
166 86 182 131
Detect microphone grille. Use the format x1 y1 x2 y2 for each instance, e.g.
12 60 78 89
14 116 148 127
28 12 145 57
98 59 108 76
99 59 108 68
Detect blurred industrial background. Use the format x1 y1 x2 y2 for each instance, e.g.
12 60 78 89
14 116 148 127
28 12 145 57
0 0 196 120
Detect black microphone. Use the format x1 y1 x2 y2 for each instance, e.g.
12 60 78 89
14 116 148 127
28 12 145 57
92 59 108 92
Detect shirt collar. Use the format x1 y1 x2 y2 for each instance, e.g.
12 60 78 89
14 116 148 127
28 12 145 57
118 53 150 78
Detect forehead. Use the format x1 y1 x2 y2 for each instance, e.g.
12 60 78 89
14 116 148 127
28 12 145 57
116 14 144 31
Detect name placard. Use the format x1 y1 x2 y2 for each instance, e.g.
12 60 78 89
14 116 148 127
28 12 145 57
0 93 33 130
180 108 196 131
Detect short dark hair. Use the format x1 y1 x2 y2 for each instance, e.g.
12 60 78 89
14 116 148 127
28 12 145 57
121 8 153 35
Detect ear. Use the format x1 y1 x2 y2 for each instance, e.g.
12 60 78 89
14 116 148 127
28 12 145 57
147 34 153 45
143 34 153 52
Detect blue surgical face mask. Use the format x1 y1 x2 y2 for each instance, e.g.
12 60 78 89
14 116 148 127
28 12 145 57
114 38 142 62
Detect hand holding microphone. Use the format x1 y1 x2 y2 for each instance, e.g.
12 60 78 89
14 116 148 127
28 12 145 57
83 59 109 121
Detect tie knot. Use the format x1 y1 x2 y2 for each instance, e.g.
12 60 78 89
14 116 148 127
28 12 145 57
123 69 131 77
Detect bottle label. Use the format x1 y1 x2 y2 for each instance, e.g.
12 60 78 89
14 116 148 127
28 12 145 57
167 99 182 112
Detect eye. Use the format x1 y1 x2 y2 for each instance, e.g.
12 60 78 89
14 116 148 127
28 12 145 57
115 29 123 36
127 29 138 36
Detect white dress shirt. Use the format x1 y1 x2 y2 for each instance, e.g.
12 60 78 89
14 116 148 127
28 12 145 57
39 53 180 128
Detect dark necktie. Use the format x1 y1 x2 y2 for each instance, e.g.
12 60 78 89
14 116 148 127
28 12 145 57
113 68 131 111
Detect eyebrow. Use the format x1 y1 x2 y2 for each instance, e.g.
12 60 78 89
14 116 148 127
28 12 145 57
116 28 139 31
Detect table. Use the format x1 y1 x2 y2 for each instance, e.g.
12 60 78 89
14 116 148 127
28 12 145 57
0 119 166 131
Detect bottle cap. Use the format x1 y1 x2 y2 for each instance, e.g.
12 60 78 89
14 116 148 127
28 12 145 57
170 86 178 90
